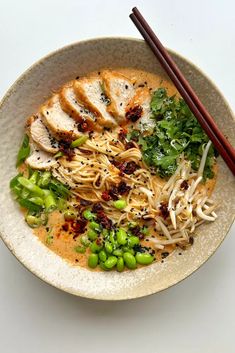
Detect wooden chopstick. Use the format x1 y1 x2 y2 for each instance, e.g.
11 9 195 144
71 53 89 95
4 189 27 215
130 8 235 176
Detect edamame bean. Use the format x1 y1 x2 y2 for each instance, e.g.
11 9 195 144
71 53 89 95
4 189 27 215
109 229 115 244
83 209 95 221
105 241 113 254
87 229 98 241
99 262 110 271
90 241 102 253
74 246 86 254
80 235 90 247
89 221 101 232
113 249 123 257
136 252 154 265
117 257 124 272
122 247 135 255
128 236 139 248
99 250 107 262
123 252 136 269
116 228 127 245
88 254 98 268
105 256 117 269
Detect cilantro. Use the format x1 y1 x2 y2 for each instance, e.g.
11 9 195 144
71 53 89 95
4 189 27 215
138 88 216 179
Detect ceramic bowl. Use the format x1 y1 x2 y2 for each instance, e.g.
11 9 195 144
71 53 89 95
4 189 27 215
0 38 234 300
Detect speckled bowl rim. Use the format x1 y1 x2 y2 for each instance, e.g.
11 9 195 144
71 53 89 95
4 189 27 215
0 37 234 300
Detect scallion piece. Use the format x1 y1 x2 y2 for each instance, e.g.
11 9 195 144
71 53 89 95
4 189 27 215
38 171 51 188
113 199 127 210
28 196 44 206
54 151 64 159
70 135 88 148
18 177 45 197
16 134 30 167
25 215 42 228
29 171 39 184
44 192 56 212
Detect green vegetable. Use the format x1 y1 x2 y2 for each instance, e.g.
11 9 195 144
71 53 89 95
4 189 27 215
113 199 127 210
19 198 42 213
88 254 99 268
116 257 124 272
18 177 45 197
74 245 86 254
89 221 101 232
90 241 102 253
136 252 154 265
138 88 216 179
54 151 64 159
70 135 88 148
87 229 98 241
80 235 90 247
113 249 123 257
28 196 44 206
123 252 136 269
99 250 107 262
46 235 53 245
64 210 76 221
83 209 95 221
29 171 39 184
104 241 113 254
128 236 139 248
21 188 30 199
99 262 110 271
57 198 67 211
25 215 42 228
10 173 23 189
105 256 117 269
116 228 127 245
16 134 30 167
38 171 51 188
122 247 135 255
48 179 70 198
44 193 56 212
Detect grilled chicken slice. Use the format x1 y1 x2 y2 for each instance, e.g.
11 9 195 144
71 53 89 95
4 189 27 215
126 87 155 133
101 70 135 123
27 114 59 154
41 94 81 140
74 77 117 128
60 84 101 131
26 143 57 170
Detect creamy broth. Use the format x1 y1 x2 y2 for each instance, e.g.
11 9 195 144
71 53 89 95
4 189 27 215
31 68 217 270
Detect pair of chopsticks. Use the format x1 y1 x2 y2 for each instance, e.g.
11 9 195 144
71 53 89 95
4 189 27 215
130 7 235 176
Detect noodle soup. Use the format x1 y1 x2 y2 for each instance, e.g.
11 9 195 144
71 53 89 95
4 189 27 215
10 68 218 272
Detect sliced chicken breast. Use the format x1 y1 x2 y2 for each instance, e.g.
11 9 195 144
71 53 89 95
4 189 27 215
60 84 101 131
26 143 57 170
101 70 135 123
27 114 59 154
41 94 81 140
126 87 155 133
74 77 117 128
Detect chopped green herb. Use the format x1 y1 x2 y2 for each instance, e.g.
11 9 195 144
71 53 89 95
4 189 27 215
16 134 30 167
139 88 216 178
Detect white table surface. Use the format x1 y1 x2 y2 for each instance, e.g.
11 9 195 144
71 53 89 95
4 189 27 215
0 1 234 352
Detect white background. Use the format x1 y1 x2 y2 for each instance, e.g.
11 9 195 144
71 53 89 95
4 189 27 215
0 1 234 352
